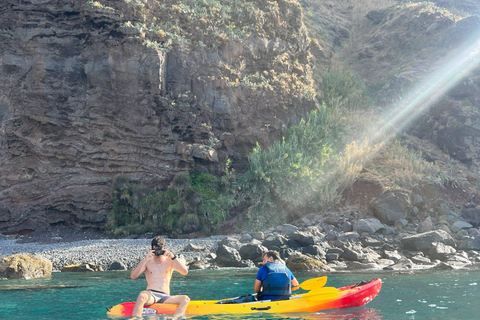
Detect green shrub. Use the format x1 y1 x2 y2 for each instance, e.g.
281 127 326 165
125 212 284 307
321 70 372 110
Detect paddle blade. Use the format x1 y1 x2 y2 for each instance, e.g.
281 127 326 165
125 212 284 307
303 287 338 301
298 276 327 291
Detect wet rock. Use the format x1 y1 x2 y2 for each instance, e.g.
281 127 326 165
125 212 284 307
0 254 52 279
401 230 456 252
353 218 385 234
61 263 103 272
371 190 411 225
109 261 127 271
286 253 332 272
239 243 268 263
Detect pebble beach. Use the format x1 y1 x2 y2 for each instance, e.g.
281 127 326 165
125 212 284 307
0 236 226 271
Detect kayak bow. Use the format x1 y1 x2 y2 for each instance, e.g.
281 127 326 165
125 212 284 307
107 278 382 316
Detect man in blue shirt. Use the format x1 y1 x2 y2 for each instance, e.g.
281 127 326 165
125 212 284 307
254 250 299 301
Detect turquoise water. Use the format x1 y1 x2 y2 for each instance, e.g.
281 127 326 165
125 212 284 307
0 269 479 319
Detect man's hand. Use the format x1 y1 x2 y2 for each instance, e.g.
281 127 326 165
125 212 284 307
146 249 156 261
163 250 175 260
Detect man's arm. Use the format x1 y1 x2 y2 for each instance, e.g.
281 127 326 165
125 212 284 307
165 250 188 275
131 250 154 279
291 277 299 287
254 279 262 293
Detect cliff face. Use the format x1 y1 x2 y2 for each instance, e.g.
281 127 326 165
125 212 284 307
0 0 319 232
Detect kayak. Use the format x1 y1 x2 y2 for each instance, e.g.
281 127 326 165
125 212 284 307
107 278 381 316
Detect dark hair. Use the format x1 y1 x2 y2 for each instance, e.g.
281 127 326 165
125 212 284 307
151 236 166 249
263 250 281 261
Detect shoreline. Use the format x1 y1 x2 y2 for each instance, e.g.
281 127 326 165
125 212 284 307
0 236 226 271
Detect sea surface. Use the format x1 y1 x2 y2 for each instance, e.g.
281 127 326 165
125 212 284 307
0 269 478 320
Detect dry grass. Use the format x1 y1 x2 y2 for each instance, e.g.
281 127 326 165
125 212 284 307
360 139 439 190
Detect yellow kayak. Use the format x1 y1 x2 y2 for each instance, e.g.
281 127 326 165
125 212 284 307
107 278 382 316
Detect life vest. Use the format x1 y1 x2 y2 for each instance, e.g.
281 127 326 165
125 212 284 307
260 262 291 299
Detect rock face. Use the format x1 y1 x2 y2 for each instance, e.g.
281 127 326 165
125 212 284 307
0 254 52 279
0 0 318 233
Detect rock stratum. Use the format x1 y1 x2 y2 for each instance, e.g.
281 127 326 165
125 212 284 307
0 0 318 233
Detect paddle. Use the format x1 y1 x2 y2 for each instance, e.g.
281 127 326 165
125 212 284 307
301 287 338 301
293 276 328 291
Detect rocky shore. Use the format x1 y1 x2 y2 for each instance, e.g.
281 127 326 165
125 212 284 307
2 198 480 278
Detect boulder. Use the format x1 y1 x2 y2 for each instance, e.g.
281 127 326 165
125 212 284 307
183 243 206 252
240 234 253 243
0 254 52 279
342 247 364 261
336 232 360 242
239 243 268 263
459 236 480 250
219 237 242 250
61 263 103 272
428 242 457 261
302 245 325 257
188 259 208 270
286 253 332 272
262 235 287 249
451 220 473 233
289 231 315 247
251 232 265 241
109 261 127 271
382 258 413 271
371 190 411 225
410 255 434 265
401 230 456 252
383 250 403 263
215 244 247 267
353 218 385 234
417 217 434 233
276 224 298 236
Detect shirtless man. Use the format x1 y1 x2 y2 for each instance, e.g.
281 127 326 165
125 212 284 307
131 236 190 318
